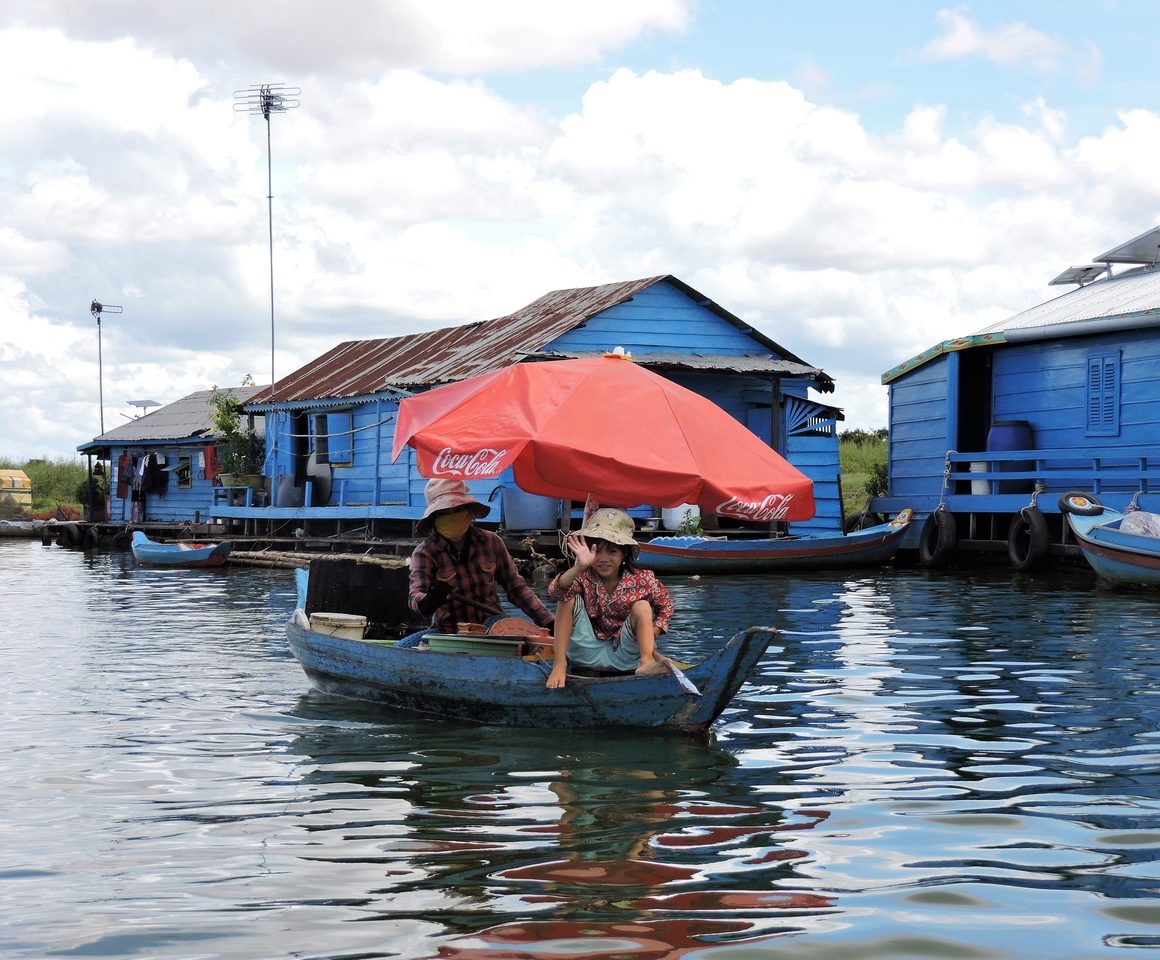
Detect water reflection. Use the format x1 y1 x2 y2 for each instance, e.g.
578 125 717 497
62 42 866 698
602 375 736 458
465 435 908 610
284 709 837 955
4 542 1160 959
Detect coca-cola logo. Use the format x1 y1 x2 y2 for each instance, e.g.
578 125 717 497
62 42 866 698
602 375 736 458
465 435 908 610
716 494 794 521
431 447 507 478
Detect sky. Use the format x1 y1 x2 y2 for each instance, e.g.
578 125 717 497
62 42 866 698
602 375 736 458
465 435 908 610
5 0 1160 461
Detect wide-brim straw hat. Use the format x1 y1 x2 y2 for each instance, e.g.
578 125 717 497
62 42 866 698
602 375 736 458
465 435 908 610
417 478 490 534
579 507 639 559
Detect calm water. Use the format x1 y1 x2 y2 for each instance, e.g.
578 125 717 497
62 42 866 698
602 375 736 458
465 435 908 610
3 540 1160 959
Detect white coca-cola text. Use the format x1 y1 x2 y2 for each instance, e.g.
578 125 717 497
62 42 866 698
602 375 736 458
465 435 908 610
431 447 508 478
715 493 794 521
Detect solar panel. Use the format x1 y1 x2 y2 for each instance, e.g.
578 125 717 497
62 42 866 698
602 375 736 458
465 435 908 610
1094 226 1160 264
1048 265 1106 286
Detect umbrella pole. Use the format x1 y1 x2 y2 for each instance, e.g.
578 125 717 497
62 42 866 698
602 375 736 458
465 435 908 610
581 493 599 527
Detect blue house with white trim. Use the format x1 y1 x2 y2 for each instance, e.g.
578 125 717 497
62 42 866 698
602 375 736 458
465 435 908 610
870 226 1160 569
217 275 844 538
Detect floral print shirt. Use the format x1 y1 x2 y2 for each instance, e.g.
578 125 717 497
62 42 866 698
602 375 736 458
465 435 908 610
549 567 674 645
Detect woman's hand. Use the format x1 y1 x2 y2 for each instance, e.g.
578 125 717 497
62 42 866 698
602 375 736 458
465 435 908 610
546 663 567 689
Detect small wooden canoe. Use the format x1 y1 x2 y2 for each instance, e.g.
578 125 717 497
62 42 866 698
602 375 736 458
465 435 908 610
637 509 913 574
286 612 775 732
130 530 232 568
1060 492 1160 588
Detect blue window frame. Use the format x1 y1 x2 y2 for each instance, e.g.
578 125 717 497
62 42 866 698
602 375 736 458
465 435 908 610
1085 352 1120 437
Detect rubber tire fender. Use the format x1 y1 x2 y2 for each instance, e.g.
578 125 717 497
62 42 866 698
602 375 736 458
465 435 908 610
1008 506 1049 572
918 509 957 567
1058 491 1104 517
844 511 885 533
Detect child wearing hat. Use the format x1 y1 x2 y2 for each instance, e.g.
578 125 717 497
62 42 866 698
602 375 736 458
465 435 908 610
546 507 674 688
403 478 554 645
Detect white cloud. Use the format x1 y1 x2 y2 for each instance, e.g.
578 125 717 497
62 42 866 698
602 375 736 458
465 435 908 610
0 3 1157 460
922 7 1068 71
2 0 692 77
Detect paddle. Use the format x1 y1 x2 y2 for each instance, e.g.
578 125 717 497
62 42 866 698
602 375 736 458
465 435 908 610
447 589 505 619
663 658 701 696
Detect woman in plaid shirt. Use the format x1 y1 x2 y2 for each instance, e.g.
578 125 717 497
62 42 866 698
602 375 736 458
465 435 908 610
546 507 674 688
402 479 554 644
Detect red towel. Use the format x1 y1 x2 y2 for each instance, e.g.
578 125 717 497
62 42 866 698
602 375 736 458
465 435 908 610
204 443 219 482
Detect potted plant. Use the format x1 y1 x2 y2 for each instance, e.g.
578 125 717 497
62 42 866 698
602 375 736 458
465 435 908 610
210 378 265 490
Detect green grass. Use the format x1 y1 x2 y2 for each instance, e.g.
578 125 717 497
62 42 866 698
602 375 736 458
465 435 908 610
0 456 90 517
839 430 888 518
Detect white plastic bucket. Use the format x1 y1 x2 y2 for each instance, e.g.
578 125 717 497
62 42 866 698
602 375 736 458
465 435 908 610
969 461 990 495
309 612 367 640
661 503 700 531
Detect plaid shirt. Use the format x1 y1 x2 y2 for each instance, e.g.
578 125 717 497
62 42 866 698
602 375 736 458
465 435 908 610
549 567 674 645
409 525 553 633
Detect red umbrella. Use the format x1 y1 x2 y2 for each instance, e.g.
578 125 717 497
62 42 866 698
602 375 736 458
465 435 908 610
391 351 815 522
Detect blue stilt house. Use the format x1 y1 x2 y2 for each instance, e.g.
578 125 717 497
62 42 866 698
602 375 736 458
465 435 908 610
77 386 265 525
870 226 1160 569
221 276 842 538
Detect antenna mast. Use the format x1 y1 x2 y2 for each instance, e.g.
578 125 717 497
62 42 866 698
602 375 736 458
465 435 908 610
232 82 301 402
90 300 123 434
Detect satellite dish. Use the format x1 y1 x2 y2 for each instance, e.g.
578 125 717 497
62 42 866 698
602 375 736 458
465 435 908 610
306 451 332 505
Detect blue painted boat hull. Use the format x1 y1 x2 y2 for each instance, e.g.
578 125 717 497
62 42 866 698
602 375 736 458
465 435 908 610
286 616 775 731
1062 501 1160 588
130 531 232 568
637 514 912 574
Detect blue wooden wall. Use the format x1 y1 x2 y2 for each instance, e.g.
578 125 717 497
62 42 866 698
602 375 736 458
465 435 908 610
108 442 221 523
884 353 955 500
993 331 1160 449
254 279 840 531
881 328 1160 510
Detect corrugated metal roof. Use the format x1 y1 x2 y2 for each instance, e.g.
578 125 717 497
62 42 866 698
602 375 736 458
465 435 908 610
976 263 1160 334
535 349 831 383
77 386 265 450
883 263 1160 384
249 275 827 404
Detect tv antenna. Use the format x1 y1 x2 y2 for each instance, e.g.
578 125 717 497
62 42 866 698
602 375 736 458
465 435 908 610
232 82 301 403
90 300 123 434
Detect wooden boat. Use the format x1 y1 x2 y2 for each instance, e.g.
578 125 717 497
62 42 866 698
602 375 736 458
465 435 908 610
1060 492 1160 588
637 509 913 574
286 611 775 731
130 530 232 568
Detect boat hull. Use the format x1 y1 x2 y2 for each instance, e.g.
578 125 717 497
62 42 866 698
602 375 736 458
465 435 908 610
130 531 232 568
286 617 775 731
637 515 911 574
1062 501 1160 588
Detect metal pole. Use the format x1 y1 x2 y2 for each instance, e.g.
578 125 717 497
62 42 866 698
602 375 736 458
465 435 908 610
266 108 275 401
91 300 121 434
97 312 104 434
233 83 299 403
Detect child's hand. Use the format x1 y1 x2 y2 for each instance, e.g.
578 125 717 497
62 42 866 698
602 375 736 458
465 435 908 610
567 532 596 569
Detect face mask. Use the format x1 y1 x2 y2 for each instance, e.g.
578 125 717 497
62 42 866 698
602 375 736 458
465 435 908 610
434 509 473 541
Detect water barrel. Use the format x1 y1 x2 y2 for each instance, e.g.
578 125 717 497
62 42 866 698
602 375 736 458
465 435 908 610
502 488 560 530
987 420 1033 494
661 503 701 531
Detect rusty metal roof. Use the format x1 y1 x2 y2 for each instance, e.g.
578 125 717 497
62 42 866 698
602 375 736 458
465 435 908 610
533 349 833 388
248 276 826 405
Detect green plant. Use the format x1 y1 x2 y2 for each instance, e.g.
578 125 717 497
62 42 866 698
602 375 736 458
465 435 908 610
75 472 109 506
210 377 264 476
676 508 703 536
839 431 888 516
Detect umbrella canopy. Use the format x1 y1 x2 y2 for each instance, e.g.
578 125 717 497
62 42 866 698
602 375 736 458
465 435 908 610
391 352 815 522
